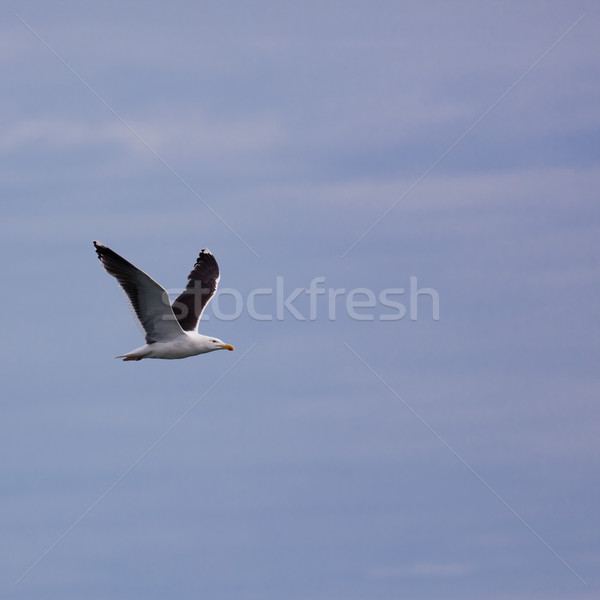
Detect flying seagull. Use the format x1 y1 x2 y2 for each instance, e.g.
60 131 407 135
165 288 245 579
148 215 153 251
93 241 234 360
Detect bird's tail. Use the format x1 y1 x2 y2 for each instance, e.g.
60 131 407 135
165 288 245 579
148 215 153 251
115 354 143 361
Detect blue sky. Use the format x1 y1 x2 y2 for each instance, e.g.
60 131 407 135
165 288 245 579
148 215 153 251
2 2 599 598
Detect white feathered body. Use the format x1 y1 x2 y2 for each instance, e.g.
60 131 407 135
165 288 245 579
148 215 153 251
118 332 225 360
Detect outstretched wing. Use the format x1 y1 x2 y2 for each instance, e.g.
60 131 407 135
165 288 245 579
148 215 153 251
93 241 184 343
172 249 220 332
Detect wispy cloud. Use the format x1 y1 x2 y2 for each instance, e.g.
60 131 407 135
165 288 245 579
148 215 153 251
0 118 133 153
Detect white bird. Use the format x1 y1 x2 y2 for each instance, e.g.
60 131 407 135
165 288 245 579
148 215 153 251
93 241 234 361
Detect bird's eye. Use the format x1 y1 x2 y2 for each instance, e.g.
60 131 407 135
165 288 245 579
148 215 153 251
212 339 217 343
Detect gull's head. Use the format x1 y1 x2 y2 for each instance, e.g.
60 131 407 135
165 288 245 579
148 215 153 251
208 337 234 352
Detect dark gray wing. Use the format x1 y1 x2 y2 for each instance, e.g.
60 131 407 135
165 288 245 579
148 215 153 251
93 241 184 343
172 249 220 332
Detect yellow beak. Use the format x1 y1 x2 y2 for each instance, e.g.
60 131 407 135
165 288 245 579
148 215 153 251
219 344 235 351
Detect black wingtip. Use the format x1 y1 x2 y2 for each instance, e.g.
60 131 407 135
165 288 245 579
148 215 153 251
93 240 105 259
